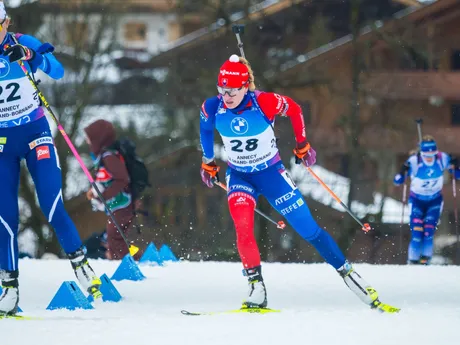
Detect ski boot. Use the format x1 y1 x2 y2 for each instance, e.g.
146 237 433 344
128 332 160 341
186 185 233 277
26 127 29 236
338 261 400 313
242 266 267 309
0 270 19 316
419 256 431 265
68 246 102 300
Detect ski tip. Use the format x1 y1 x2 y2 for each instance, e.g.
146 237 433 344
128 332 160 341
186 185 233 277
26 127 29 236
181 310 201 316
384 306 401 314
373 302 401 314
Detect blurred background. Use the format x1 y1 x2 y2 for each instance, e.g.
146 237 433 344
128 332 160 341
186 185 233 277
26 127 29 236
9 0 460 265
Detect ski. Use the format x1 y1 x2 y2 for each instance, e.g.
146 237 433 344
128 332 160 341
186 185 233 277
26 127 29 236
372 301 401 314
181 302 399 315
0 314 41 320
181 307 281 316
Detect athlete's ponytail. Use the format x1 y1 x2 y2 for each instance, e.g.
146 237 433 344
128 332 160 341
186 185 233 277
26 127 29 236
422 135 435 142
238 56 256 91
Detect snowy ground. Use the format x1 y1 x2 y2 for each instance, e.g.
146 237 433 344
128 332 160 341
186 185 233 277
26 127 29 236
2 259 460 345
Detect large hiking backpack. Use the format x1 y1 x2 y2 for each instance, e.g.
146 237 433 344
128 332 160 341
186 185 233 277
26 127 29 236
109 138 150 201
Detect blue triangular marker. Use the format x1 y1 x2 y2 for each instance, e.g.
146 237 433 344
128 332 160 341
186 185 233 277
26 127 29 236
88 274 122 303
46 281 94 311
139 243 163 266
159 244 179 262
111 254 146 281
0 286 22 312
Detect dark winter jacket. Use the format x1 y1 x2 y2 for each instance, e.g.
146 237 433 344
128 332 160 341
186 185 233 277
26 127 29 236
84 120 131 205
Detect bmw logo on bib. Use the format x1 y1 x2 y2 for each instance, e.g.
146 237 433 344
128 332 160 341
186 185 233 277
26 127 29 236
0 58 10 78
231 117 249 135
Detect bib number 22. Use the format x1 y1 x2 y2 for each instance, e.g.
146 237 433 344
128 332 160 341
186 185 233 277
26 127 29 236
0 82 21 104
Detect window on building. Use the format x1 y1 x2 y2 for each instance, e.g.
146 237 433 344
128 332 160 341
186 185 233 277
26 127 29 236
124 22 147 42
65 22 88 48
451 50 460 70
451 104 460 126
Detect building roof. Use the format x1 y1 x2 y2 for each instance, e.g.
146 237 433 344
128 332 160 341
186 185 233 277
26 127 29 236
135 0 406 70
278 0 458 76
155 0 304 55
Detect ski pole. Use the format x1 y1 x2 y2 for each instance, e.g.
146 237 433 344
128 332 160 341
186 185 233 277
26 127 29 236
415 118 423 143
304 165 371 233
232 24 246 58
400 182 407 252
401 183 407 225
452 175 459 264
16 60 139 257
214 181 286 230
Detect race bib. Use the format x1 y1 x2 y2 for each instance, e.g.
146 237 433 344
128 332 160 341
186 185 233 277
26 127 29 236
411 176 443 196
0 75 39 122
222 126 278 172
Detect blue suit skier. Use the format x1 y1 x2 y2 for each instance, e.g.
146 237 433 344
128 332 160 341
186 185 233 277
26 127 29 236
394 136 460 264
0 5 102 316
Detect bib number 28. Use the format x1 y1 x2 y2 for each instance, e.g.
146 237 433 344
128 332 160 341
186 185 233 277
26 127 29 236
230 138 259 152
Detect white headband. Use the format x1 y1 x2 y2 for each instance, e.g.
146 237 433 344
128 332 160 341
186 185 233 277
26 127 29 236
0 3 6 21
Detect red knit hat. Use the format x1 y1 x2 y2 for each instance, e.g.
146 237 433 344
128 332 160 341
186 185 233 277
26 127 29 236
217 54 249 88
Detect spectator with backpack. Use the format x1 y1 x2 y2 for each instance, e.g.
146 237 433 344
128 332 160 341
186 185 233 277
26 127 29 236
84 119 149 259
